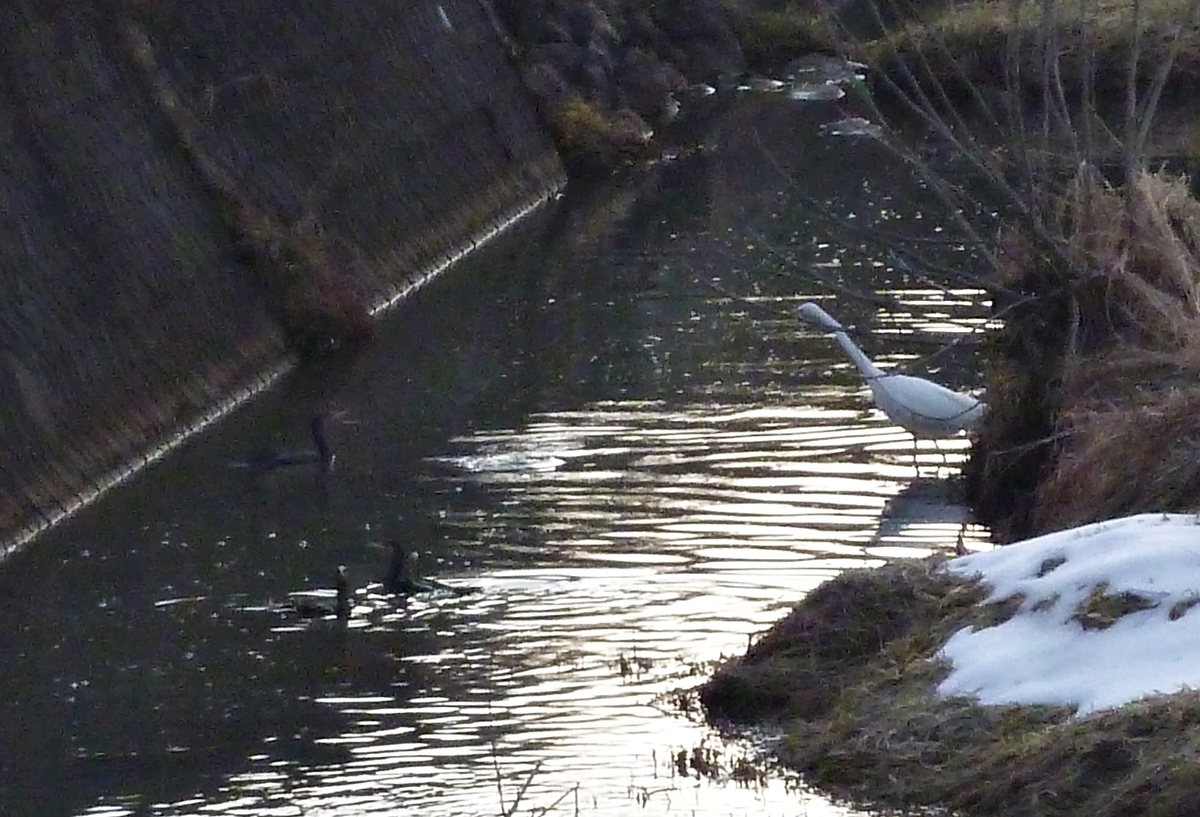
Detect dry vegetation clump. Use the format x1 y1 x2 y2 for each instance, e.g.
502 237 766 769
700 563 980 720
717 0 833 68
702 561 1200 816
543 96 658 170
232 212 376 359
864 0 1200 108
1071 581 1159 630
969 170 1200 539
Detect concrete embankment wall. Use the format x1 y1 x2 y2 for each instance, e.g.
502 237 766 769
0 0 565 553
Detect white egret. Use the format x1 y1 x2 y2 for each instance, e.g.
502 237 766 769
796 302 985 467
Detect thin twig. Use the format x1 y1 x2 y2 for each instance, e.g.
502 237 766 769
1123 0 1145 184
503 760 545 817
492 740 506 814
528 783 580 816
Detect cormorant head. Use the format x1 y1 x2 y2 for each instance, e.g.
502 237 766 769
335 564 351 619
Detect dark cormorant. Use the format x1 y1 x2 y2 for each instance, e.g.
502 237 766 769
383 541 431 595
382 541 475 596
233 412 344 474
288 565 351 619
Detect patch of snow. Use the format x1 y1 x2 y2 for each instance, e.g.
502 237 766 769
938 513 1200 715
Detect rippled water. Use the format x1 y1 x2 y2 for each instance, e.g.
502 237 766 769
0 94 991 817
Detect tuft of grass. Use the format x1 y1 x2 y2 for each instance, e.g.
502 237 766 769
544 96 656 171
1071 582 1159 630
552 97 613 150
976 592 1024 629
232 210 375 359
1038 556 1067 576
1169 594 1200 620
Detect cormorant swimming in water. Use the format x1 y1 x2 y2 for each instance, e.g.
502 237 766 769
383 541 431 595
382 540 476 596
288 565 351 619
233 411 344 474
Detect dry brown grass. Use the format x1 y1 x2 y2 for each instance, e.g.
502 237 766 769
904 0 1199 47
541 96 660 172
970 170 1200 538
701 562 974 722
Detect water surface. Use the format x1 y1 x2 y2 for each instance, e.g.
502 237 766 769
0 93 990 817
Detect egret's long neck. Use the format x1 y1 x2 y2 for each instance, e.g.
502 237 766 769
831 329 885 379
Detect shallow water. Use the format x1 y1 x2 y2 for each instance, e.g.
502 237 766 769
0 93 990 817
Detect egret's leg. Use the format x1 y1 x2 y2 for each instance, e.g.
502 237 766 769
911 434 919 475
932 438 945 474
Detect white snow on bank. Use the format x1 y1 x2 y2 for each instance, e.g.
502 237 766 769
938 513 1200 715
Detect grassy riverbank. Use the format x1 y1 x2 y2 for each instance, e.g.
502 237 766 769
701 562 1200 815
968 170 1200 541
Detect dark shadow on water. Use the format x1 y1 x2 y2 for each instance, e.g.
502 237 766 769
0 589 356 817
873 476 975 551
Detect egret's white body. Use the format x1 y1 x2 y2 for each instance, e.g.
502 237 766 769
796 303 985 460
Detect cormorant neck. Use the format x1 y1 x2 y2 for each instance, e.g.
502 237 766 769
384 544 409 593
311 416 333 470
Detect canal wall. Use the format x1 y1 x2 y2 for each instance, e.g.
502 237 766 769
0 0 566 553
